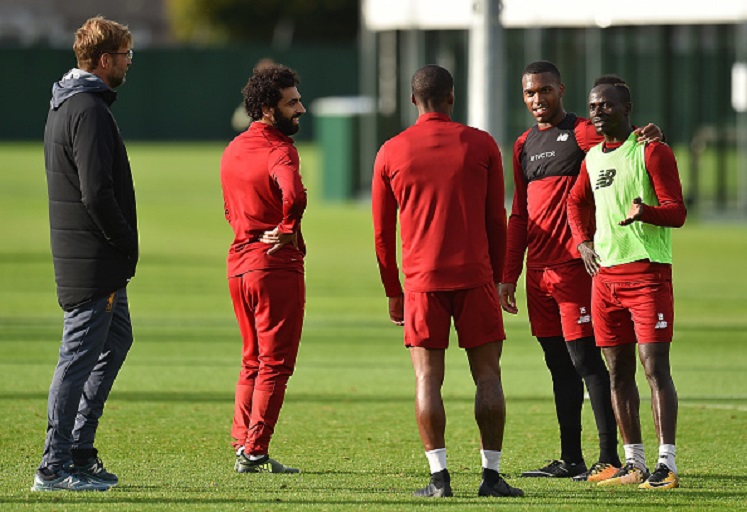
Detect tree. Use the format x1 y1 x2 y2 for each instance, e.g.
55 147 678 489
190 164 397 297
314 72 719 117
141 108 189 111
166 0 359 45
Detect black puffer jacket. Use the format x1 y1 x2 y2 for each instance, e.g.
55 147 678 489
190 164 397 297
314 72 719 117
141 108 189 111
44 69 138 310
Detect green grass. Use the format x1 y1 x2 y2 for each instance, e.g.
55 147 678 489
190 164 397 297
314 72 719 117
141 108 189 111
1 142 746 510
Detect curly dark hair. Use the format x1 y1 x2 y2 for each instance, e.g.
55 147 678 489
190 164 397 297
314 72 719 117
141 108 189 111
242 65 300 121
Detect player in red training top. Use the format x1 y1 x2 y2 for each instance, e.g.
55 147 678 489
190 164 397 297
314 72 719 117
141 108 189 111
568 76 686 490
372 64 523 499
499 61 661 482
220 64 307 475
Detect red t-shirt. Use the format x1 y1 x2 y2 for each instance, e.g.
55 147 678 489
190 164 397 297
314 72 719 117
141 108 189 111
372 112 506 297
503 115 601 284
220 122 307 277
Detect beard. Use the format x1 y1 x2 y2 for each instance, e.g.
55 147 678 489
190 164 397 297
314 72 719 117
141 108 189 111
273 110 300 136
108 69 126 89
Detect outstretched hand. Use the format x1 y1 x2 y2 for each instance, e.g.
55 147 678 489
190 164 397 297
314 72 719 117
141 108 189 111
260 226 298 255
578 241 601 277
619 197 644 226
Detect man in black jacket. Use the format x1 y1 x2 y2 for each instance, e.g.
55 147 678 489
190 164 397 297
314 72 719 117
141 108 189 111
33 16 138 492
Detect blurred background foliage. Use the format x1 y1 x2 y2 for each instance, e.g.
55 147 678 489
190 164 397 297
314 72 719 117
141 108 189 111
165 0 359 45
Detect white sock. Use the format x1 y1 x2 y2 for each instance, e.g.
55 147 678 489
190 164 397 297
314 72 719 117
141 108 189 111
481 449 502 473
623 443 646 469
249 453 266 461
425 448 447 474
658 444 677 474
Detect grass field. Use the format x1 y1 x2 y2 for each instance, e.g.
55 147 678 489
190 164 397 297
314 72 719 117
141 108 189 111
1 141 746 511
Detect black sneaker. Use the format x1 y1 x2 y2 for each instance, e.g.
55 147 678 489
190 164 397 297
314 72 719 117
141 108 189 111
521 459 587 478
73 457 119 486
638 463 679 490
31 465 111 492
413 469 453 498
478 469 524 497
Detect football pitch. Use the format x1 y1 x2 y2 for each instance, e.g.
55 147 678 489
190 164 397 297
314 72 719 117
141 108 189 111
1 142 746 510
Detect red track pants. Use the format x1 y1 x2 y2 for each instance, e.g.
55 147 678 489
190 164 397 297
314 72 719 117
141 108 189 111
228 269 305 455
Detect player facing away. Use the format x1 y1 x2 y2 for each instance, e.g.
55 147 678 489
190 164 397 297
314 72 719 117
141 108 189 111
220 64 307 474
567 76 686 490
500 60 662 482
34 16 137 492
372 65 523 499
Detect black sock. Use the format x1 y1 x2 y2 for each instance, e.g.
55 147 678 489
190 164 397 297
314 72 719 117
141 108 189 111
566 336 620 465
599 433 622 466
560 425 584 464
538 337 584 464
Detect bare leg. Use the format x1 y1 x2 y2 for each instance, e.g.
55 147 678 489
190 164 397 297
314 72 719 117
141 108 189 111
638 343 677 445
409 347 446 451
466 341 505 451
602 344 642 445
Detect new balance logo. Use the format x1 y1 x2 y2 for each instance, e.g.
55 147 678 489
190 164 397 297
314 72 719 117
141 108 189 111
577 306 591 324
556 133 569 142
655 313 668 329
595 169 616 189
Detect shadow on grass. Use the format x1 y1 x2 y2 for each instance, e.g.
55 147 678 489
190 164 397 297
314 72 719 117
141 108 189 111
4 487 747 507
0 390 599 405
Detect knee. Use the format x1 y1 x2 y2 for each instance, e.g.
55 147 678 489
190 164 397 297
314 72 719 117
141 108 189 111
644 366 673 392
256 359 296 382
474 372 502 390
608 368 635 393
567 337 606 377
416 372 445 392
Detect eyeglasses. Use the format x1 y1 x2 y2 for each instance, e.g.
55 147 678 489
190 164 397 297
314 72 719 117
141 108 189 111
108 49 133 60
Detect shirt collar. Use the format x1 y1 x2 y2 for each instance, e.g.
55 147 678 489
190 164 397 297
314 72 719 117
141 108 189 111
250 121 294 143
416 112 451 124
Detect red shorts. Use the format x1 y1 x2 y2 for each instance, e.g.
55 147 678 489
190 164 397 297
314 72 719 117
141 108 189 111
592 266 674 347
404 282 505 349
525 260 594 341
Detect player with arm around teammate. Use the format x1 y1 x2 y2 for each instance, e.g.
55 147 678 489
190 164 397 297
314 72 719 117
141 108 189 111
500 61 661 482
567 75 686 490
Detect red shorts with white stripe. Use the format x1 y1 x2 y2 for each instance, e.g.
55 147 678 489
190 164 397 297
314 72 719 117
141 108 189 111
525 260 594 341
592 263 674 347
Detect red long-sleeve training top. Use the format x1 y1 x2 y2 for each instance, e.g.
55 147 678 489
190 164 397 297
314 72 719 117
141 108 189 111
372 112 507 297
220 122 307 277
503 115 602 284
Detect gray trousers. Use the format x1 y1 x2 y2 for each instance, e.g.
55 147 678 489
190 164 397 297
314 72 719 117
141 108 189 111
40 288 133 471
